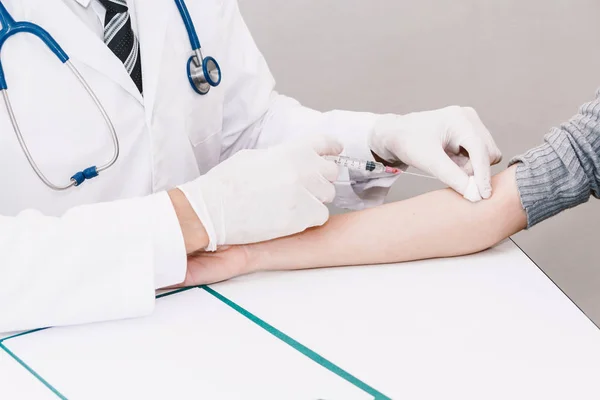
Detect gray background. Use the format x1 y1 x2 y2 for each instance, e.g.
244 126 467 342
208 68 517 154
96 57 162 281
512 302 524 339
239 0 600 324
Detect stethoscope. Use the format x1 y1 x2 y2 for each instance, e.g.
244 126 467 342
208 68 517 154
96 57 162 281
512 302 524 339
0 0 222 190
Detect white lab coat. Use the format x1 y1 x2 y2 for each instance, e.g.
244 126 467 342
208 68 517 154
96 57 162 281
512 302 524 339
0 0 395 333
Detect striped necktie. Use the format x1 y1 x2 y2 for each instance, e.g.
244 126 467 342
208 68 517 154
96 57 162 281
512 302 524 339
98 0 143 94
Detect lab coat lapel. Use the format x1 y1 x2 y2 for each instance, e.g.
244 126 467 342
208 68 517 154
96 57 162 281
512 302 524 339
133 0 173 126
28 0 144 104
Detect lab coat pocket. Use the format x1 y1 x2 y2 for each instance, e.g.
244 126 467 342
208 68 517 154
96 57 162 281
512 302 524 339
184 86 225 147
178 75 224 173
191 131 222 174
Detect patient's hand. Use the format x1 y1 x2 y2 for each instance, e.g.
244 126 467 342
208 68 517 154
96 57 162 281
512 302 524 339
178 246 256 287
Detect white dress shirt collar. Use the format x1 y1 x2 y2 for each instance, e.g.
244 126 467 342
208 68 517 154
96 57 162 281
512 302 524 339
72 0 92 7
65 0 138 38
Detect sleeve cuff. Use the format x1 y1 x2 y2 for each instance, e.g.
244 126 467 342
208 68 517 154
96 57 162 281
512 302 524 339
509 130 592 228
149 192 187 289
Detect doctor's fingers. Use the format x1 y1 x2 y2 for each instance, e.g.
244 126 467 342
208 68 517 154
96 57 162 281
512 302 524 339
460 159 474 176
289 145 340 183
460 136 493 199
462 107 503 164
428 147 471 196
279 186 331 227
447 153 472 170
317 156 341 182
302 172 337 204
305 135 344 157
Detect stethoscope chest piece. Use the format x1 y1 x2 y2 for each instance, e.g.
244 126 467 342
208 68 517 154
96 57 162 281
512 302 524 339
187 50 222 95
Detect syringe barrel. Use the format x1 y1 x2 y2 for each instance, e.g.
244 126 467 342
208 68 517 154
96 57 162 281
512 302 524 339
325 155 388 173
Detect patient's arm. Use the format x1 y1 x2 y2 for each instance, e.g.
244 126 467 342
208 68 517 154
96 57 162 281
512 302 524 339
181 166 526 286
252 165 526 271
182 88 600 285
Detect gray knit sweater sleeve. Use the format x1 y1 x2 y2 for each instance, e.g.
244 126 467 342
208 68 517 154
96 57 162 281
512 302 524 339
509 90 600 228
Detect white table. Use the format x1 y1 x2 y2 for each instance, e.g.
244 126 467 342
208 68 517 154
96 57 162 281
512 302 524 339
0 344 56 400
1 240 599 399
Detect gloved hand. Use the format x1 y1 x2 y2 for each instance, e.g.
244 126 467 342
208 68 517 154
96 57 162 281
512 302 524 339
179 136 342 251
369 106 502 200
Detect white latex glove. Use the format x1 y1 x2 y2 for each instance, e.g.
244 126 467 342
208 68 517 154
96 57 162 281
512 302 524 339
369 106 502 200
179 136 342 251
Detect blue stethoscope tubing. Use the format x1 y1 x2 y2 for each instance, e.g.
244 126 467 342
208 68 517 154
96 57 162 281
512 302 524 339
175 0 222 94
0 0 221 190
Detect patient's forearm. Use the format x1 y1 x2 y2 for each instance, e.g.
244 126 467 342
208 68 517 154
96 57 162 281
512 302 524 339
251 166 526 271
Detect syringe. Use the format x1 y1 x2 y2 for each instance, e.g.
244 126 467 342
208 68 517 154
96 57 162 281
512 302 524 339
323 155 400 175
324 155 437 179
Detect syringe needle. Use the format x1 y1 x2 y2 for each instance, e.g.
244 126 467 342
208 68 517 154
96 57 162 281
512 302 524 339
399 171 437 180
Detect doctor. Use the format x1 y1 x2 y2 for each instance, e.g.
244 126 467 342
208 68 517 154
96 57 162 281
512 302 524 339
0 0 501 333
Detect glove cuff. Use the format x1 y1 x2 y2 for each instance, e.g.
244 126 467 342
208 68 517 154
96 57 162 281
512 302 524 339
178 179 221 252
